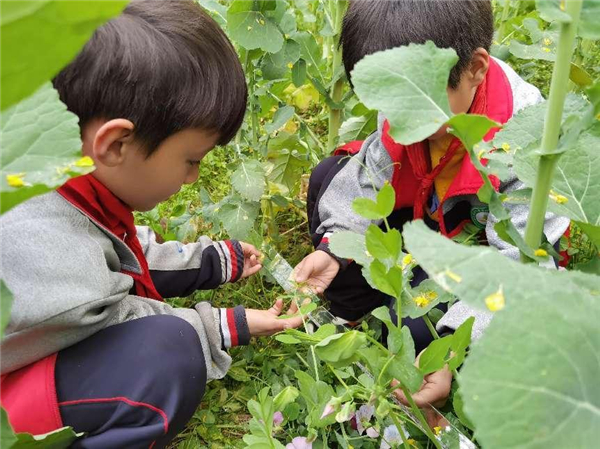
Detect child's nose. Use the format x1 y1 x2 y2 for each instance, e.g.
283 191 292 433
184 167 200 185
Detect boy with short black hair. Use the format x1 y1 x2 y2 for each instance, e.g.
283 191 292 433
294 0 568 410
0 2 302 447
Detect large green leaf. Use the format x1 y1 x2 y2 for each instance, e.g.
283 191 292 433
328 231 371 266
231 158 266 202
0 83 93 214
266 133 310 196
460 281 600 449
1 0 127 110
0 409 17 449
402 221 599 311
11 427 83 448
227 0 283 53
351 42 457 145
514 122 600 228
338 111 377 145
315 331 367 363
216 196 259 240
579 0 600 39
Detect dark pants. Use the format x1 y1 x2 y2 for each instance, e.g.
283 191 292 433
308 156 444 353
55 315 207 449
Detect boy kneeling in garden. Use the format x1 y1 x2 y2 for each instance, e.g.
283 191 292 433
0 2 303 447
294 0 569 415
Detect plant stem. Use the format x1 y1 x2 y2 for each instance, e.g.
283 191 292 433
245 51 259 147
400 385 442 449
326 0 347 155
390 411 412 449
423 315 439 340
522 0 583 261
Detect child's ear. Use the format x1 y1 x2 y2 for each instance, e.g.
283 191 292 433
91 119 136 167
469 48 490 88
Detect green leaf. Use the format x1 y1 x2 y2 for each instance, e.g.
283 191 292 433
515 123 600 228
338 111 377 145
1 408 17 449
536 0 572 23
275 334 301 345
261 39 301 80
291 59 307 87
231 159 266 202
387 355 423 393
448 317 474 370
371 306 394 327
351 42 457 145
0 83 93 214
10 426 83 448
291 31 323 77
0 0 127 110
579 0 600 39
576 222 600 248
1 280 13 337
266 133 310 196
227 0 283 53
352 184 395 220
314 331 367 363
216 197 259 240
328 231 371 266
402 221 600 311
365 225 401 263
447 114 499 151
401 280 451 319
369 261 402 299
419 336 453 375
264 106 295 134
273 386 299 412
460 282 600 449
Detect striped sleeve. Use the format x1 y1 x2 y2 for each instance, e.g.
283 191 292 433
213 240 245 284
218 305 251 348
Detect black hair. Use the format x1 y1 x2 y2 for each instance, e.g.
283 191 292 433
53 0 247 155
341 0 493 88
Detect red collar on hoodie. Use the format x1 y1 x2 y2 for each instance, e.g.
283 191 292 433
57 174 163 301
336 58 514 233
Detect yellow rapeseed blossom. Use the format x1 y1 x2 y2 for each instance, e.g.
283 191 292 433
543 38 552 46
485 288 505 312
287 63 294 69
534 248 548 257
6 173 26 188
434 426 442 436
549 190 569 204
560 0 565 10
501 142 510 152
542 47 551 53
75 156 94 167
425 290 438 301
401 253 413 268
414 295 431 308
445 269 462 283
407 440 417 448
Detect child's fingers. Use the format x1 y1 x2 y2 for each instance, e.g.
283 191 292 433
268 298 284 315
241 264 262 278
292 259 310 283
280 314 304 330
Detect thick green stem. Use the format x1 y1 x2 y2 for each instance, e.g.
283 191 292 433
326 0 346 154
400 385 442 449
522 0 582 260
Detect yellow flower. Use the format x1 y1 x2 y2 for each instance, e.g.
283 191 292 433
402 253 413 268
414 295 431 308
6 173 26 188
543 38 552 46
287 63 294 69
445 269 462 283
534 248 548 257
560 0 565 11
425 290 438 301
501 142 510 152
485 288 505 312
434 426 442 436
407 439 417 447
549 190 568 204
542 47 551 53
74 156 94 167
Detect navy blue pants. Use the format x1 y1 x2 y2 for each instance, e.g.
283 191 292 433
55 315 207 449
308 156 445 353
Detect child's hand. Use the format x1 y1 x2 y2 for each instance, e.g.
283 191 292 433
292 250 340 294
245 298 304 336
392 351 452 429
239 242 262 279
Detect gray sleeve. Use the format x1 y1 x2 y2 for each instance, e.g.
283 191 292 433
0 291 237 381
436 176 570 339
315 116 394 240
